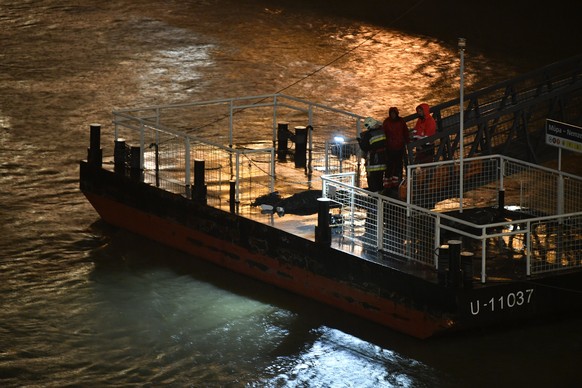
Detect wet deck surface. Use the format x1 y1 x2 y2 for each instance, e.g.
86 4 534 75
104 157 572 288
229 160 450 285
245 207 443 283
238 161 537 287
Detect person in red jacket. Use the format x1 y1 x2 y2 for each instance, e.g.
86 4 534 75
382 107 409 184
413 103 437 163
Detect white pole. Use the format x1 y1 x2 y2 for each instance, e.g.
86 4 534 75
459 38 466 213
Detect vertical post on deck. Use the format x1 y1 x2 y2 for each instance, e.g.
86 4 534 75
498 189 505 218
277 122 289 162
152 143 160 187
448 239 462 287
114 138 127 174
294 126 307 169
88 123 102 167
458 38 466 213
437 244 449 286
307 124 313 181
129 146 143 181
315 198 331 245
461 251 474 289
229 180 237 213
193 159 207 205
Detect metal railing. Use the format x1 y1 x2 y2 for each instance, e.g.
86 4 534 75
323 154 582 281
402 54 582 164
108 95 582 283
406 154 582 216
110 94 368 203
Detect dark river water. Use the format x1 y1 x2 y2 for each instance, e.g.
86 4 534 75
1 1 581 387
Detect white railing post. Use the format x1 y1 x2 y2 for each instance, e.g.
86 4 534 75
434 216 441 267
139 122 145 169
481 234 487 283
272 94 278 148
558 172 565 219
270 148 275 193
526 220 532 276
377 196 384 250
459 37 466 213
406 165 412 217
499 156 505 191
185 137 191 187
229 99 234 148
235 150 240 203
307 105 314 179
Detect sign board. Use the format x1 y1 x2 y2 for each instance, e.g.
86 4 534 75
546 119 582 153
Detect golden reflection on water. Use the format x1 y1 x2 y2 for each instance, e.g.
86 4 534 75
0 1 554 387
106 14 508 123
0 114 10 130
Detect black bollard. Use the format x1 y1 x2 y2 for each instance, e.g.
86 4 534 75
277 122 289 162
447 240 462 287
152 143 160 187
461 251 474 289
315 198 331 245
229 180 236 213
437 244 449 286
114 138 127 174
193 159 207 205
129 146 142 181
498 189 505 218
87 123 102 167
294 126 307 168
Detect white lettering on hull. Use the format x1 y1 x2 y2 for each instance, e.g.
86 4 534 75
470 289 534 315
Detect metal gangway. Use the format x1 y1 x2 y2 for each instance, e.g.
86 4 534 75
403 54 582 165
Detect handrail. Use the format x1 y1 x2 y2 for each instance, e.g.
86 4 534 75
402 54 582 164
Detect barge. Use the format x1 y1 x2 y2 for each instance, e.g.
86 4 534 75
80 94 582 338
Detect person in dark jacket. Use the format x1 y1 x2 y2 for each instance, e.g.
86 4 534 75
358 117 387 192
382 107 410 184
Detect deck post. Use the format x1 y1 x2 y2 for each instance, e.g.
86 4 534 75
315 198 331 245
129 146 143 181
461 251 474 289
114 138 127 174
447 239 462 287
277 122 290 162
498 189 505 218
229 180 237 213
294 126 307 169
437 244 449 286
193 159 207 205
88 123 102 167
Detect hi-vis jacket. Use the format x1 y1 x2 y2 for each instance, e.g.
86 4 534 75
358 126 387 172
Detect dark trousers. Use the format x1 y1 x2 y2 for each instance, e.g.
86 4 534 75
367 170 384 192
386 148 405 180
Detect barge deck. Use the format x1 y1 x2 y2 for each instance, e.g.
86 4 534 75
81 94 582 338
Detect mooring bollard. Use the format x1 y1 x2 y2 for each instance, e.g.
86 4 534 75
277 122 290 162
447 239 462 287
315 198 331 245
461 251 474 289
498 188 505 218
229 180 236 213
437 244 449 286
114 138 127 174
88 123 102 167
193 159 207 205
294 126 307 168
129 146 142 181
